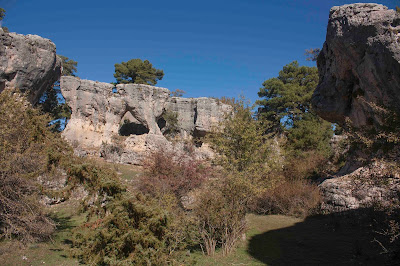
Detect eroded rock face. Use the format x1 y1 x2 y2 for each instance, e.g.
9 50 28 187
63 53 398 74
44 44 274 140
61 76 232 164
312 4 400 128
0 28 61 104
320 161 400 212
314 4 400 212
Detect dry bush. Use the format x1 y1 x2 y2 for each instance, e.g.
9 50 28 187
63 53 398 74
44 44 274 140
194 175 250 256
255 179 322 217
283 151 329 181
0 90 57 242
0 174 55 243
139 149 211 198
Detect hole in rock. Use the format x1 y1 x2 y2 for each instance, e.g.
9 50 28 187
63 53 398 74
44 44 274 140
192 128 205 147
0 81 5 92
194 138 203 148
157 117 166 131
112 87 117 93
119 122 149 136
193 128 207 138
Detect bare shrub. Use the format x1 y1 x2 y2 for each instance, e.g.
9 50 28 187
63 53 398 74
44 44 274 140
139 149 211 198
194 175 250 256
283 151 329 180
255 179 322 217
0 90 57 242
0 174 55 243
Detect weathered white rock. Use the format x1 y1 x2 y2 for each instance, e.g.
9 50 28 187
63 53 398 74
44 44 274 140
0 28 61 104
319 161 400 212
61 76 232 164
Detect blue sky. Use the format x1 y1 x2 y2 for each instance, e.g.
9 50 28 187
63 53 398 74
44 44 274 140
0 0 397 103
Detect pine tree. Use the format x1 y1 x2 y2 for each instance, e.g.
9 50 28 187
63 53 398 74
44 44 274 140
114 59 164 85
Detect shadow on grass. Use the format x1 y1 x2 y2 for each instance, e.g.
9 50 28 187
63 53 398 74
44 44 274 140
48 212 79 246
247 208 395 265
50 214 75 231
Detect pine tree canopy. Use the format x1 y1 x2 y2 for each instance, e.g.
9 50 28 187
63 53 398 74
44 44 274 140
114 58 164 85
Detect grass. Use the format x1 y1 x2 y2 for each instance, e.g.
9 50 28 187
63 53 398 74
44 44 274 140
96 159 143 181
0 201 84 266
0 160 388 265
0 202 387 265
192 214 302 266
114 163 142 181
194 212 386 265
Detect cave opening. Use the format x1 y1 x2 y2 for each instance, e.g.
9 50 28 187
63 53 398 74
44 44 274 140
119 121 149 136
157 117 166 131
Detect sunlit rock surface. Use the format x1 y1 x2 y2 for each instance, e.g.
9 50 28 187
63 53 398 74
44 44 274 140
0 28 61 104
61 76 232 164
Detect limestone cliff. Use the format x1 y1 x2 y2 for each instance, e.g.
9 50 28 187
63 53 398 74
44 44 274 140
0 28 61 104
312 3 400 128
61 76 232 164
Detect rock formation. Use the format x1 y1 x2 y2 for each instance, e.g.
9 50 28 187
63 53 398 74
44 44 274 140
61 76 232 164
314 4 400 212
0 28 61 104
320 162 400 212
312 3 400 128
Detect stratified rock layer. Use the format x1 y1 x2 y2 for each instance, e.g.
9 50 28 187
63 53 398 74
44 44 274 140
61 76 232 164
0 28 61 104
312 3 400 127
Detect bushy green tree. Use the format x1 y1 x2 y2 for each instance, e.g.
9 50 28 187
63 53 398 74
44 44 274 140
114 58 164 85
257 61 333 155
257 61 319 132
286 112 333 157
209 98 272 173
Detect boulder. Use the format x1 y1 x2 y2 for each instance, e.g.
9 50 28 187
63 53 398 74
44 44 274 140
312 4 400 128
0 28 61 104
320 161 400 212
61 76 232 165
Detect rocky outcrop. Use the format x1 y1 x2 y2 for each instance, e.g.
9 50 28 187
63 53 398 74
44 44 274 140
314 4 400 212
312 4 400 128
320 162 400 212
61 76 231 164
0 28 61 104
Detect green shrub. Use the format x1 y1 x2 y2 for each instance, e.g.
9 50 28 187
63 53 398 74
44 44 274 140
162 110 180 137
207 98 281 190
72 193 185 265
